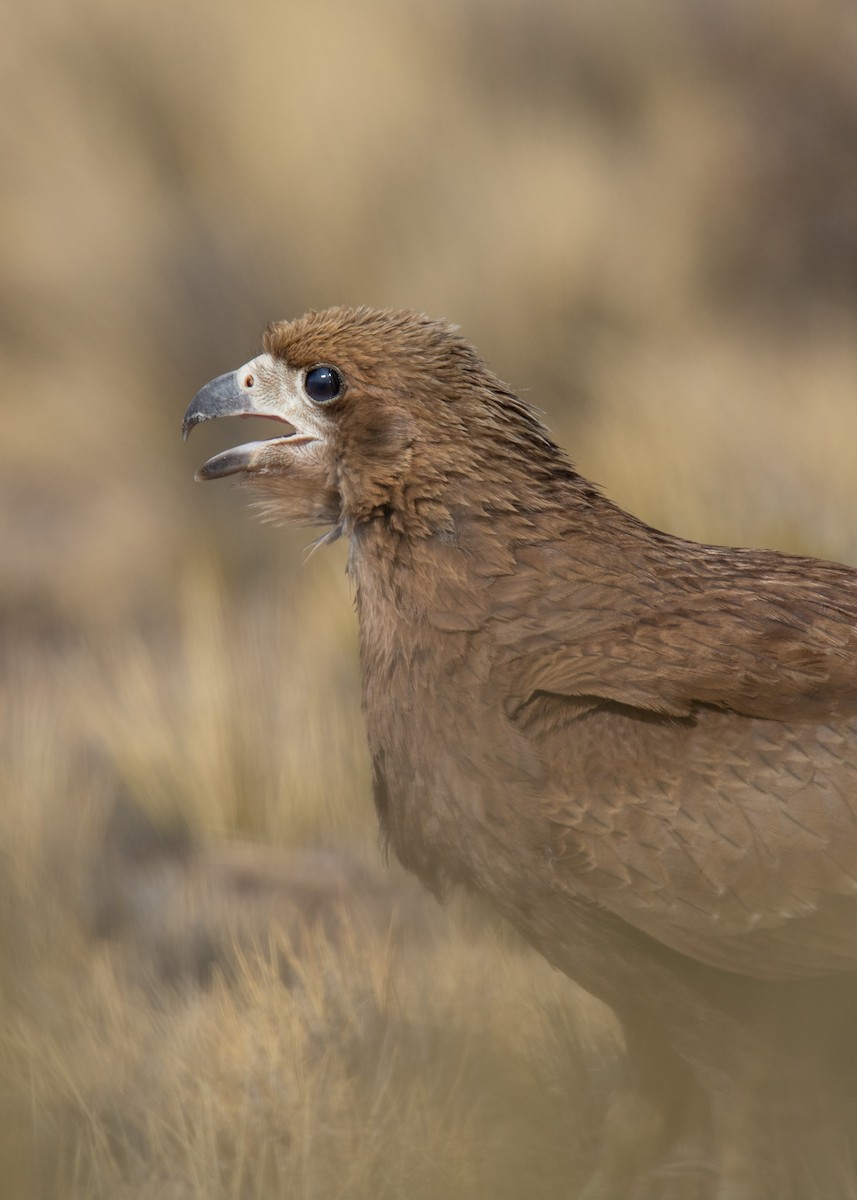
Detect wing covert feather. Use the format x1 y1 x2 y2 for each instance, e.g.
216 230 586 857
496 538 857 722
494 536 857 979
525 699 857 979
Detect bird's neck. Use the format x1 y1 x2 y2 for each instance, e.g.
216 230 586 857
348 518 478 629
347 480 601 629
346 477 665 672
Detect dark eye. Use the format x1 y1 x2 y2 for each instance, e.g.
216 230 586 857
304 365 343 404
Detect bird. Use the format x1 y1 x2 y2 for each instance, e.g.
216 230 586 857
183 306 857 1198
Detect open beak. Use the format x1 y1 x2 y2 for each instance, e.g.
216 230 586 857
182 368 313 481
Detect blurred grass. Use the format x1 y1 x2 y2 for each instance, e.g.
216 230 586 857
2 0 857 1195
0 574 616 1199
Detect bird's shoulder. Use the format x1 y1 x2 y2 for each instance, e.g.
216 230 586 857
486 521 857 724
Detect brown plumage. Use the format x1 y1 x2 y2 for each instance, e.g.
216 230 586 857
184 307 857 1197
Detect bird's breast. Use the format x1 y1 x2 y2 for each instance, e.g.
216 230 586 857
359 625 552 894
349 526 554 891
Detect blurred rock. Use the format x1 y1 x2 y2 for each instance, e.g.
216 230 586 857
89 793 437 988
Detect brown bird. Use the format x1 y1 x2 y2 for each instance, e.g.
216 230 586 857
183 307 857 1198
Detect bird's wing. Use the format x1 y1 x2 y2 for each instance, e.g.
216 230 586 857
529 699 857 980
496 543 857 979
496 541 857 723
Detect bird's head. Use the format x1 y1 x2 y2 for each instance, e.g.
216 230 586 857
183 306 569 535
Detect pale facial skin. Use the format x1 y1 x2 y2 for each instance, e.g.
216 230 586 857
183 354 343 524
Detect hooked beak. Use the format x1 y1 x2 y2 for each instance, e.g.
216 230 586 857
182 367 314 481
182 370 253 441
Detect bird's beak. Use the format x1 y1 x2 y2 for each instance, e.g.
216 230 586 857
182 370 259 441
182 365 314 481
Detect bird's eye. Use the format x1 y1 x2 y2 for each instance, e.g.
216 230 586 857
304 365 343 404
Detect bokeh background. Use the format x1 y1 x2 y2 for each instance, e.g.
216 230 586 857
2 0 857 1196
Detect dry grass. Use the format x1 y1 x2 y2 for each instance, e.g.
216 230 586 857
3 0 857 1195
0 584 616 1200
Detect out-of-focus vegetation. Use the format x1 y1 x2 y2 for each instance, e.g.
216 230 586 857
2 0 857 1195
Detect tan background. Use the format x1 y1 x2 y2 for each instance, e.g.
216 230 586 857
2 1 857 1196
